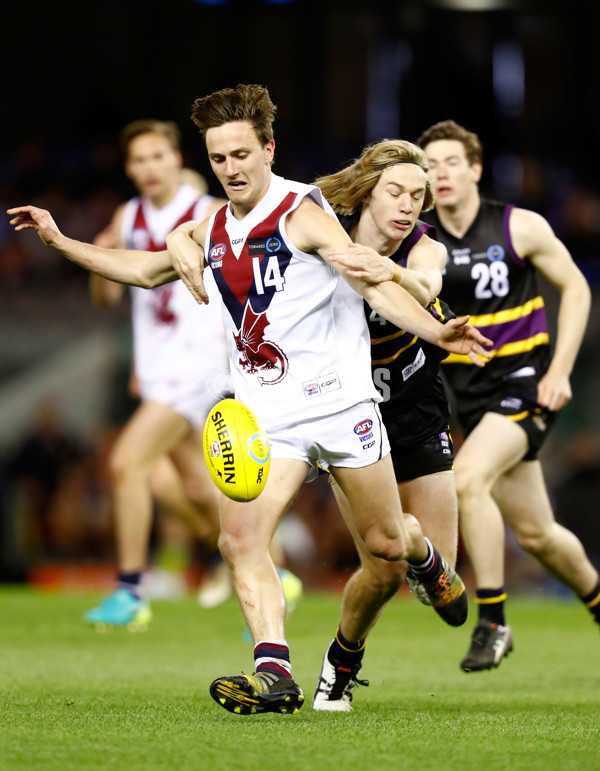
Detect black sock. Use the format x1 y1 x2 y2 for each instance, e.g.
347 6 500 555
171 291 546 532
118 571 142 599
580 579 600 624
477 588 507 626
328 627 365 665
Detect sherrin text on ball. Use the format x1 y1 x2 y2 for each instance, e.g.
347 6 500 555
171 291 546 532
203 398 271 502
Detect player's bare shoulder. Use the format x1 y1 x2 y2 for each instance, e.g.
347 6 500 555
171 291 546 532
508 206 556 259
285 196 348 257
408 231 447 270
190 217 211 249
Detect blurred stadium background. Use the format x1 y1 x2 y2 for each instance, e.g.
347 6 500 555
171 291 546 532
1 0 599 592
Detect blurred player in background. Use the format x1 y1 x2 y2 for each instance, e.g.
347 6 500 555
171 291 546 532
417 120 600 672
84 119 232 628
8 84 491 716
311 139 461 712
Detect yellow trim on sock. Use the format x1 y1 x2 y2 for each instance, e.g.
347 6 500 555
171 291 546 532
585 592 600 609
475 593 507 605
335 629 365 652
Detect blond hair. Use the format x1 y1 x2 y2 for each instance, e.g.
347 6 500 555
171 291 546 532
314 139 434 216
416 120 483 166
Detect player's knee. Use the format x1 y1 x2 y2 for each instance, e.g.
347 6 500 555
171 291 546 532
514 523 552 555
108 447 139 484
108 442 153 484
453 461 490 503
217 524 264 566
362 525 406 562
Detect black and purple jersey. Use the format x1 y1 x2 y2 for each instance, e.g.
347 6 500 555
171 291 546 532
423 199 551 401
339 214 452 444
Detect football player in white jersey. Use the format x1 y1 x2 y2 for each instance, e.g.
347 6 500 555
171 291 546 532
84 119 231 627
9 85 491 715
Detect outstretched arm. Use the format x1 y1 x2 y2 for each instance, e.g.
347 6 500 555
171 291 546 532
511 207 591 411
287 198 492 364
327 232 446 307
8 205 178 288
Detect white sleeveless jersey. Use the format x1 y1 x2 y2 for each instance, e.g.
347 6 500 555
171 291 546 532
121 183 229 387
204 173 380 431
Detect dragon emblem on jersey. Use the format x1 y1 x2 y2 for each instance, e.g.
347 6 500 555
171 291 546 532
233 302 288 385
151 286 177 325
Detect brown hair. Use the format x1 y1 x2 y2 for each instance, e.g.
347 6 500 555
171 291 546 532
416 120 483 166
191 84 277 147
314 139 434 216
119 119 182 158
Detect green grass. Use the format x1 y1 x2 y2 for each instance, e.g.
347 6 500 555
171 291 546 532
1 587 599 770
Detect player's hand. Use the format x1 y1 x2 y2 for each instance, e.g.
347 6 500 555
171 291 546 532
328 243 396 284
439 315 493 367
166 224 209 305
7 205 62 248
537 370 571 411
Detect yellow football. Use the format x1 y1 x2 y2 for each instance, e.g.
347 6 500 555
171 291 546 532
203 398 271 502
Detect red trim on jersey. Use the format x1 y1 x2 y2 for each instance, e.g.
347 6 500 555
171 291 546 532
133 200 198 252
210 192 297 305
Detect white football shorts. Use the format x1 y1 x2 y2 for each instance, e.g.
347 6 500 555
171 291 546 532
139 366 233 427
268 399 390 474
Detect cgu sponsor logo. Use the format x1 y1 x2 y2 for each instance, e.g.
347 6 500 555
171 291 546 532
211 411 235 484
303 371 341 399
362 440 375 450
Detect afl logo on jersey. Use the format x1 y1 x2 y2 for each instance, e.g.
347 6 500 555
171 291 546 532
354 419 373 436
266 237 281 253
487 244 505 262
208 243 227 268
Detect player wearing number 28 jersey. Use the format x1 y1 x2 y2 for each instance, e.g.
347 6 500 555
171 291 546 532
424 198 551 445
418 119 600 674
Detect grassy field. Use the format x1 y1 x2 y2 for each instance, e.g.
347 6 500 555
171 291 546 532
1 586 598 770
